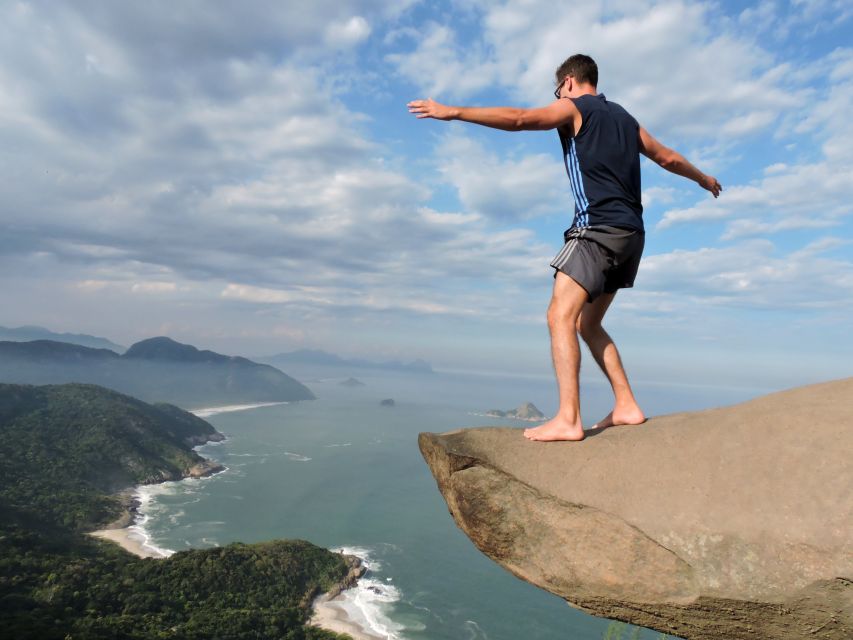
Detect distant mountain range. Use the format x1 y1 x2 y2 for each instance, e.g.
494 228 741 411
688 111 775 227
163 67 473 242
262 348 433 374
0 325 125 352
0 337 315 408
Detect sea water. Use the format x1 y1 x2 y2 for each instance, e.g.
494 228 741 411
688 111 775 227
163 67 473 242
133 367 769 640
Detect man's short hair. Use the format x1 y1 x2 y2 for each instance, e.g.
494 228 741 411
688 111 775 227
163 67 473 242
555 54 598 88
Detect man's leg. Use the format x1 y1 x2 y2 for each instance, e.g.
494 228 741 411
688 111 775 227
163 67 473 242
576 292 645 429
524 271 588 442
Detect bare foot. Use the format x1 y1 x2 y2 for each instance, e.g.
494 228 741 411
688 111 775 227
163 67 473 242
592 405 646 430
523 415 585 442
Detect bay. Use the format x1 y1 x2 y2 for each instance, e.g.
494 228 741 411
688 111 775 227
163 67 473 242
136 367 768 640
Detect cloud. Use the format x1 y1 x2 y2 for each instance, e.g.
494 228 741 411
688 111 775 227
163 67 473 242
433 131 566 221
0 2 559 328
658 48 853 237
388 0 805 141
639 238 853 309
325 16 372 48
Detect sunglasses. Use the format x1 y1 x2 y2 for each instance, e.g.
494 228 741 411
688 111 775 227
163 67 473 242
554 76 568 99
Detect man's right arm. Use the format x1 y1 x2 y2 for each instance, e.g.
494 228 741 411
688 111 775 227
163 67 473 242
638 126 722 197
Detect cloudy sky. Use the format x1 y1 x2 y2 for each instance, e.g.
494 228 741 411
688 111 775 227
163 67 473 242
2 0 851 388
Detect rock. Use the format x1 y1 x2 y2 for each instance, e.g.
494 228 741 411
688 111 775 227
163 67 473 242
340 377 366 387
509 402 545 420
418 378 853 639
380 398 395 406
325 554 367 599
485 403 545 421
187 460 225 478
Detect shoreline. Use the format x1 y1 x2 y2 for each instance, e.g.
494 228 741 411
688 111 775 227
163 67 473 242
86 401 380 639
189 401 288 418
308 592 387 640
87 525 171 559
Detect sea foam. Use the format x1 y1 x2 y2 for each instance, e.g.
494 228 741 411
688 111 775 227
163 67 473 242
331 545 407 640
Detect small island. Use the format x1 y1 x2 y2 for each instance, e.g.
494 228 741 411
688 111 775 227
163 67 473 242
485 402 545 421
340 377 366 387
380 398 395 407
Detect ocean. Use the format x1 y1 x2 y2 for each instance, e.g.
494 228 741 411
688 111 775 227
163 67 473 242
128 367 769 640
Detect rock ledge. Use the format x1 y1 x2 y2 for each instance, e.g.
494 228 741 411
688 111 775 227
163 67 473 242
418 378 853 639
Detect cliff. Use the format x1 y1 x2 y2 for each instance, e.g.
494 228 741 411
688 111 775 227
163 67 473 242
419 378 852 639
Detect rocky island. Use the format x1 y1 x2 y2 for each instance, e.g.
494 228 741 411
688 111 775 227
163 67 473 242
420 378 852 639
485 402 545 421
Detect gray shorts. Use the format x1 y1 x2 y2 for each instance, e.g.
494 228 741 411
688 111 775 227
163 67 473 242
550 225 645 302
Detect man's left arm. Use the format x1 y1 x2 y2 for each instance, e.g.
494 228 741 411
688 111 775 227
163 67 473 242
407 98 577 132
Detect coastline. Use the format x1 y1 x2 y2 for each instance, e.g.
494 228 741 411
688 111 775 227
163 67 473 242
87 525 170 559
308 592 387 640
86 400 381 639
189 401 288 418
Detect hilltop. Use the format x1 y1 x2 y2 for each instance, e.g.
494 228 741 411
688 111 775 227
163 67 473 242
0 324 125 352
0 336 315 408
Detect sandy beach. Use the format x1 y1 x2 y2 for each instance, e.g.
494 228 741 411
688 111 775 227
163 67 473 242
308 592 387 640
87 526 170 559
189 401 288 418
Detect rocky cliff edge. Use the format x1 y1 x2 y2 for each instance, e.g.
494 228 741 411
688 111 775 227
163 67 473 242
418 378 852 639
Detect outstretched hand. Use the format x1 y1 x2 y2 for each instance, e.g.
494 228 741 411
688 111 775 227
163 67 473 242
407 98 455 120
701 174 723 198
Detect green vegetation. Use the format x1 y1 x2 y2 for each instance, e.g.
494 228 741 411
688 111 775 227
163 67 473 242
0 383 355 639
0 383 224 531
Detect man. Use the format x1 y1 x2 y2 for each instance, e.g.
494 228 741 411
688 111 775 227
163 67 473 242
408 54 721 442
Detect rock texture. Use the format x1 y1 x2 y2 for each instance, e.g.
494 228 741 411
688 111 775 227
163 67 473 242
418 378 853 639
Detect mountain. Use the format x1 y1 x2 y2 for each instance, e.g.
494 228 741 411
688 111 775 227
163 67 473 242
0 337 315 408
0 382 358 639
0 325 125 352
263 347 434 374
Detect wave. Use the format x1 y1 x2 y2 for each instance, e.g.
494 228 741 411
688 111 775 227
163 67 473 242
283 451 312 462
330 545 407 640
130 444 231 557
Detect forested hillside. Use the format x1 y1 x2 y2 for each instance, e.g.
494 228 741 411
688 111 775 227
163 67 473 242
0 383 354 639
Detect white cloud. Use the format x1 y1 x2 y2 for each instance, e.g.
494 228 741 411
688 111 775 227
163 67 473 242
387 22 498 98
130 282 178 294
639 238 853 308
325 16 372 48
658 48 853 238
389 0 805 141
433 131 566 221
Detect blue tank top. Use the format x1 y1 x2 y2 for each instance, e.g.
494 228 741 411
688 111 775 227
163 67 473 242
558 94 643 231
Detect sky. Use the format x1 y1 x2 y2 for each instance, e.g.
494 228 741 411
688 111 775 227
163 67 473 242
1 0 851 389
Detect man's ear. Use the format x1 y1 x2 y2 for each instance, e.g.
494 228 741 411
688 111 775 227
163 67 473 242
565 76 574 94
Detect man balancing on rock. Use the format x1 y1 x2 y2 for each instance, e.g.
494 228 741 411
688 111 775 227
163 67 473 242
409 54 721 442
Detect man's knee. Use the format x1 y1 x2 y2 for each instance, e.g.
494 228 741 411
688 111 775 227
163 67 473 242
547 296 579 328
577 314 603 343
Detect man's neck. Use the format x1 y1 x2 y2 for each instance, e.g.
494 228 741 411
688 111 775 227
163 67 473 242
568 85 597 98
